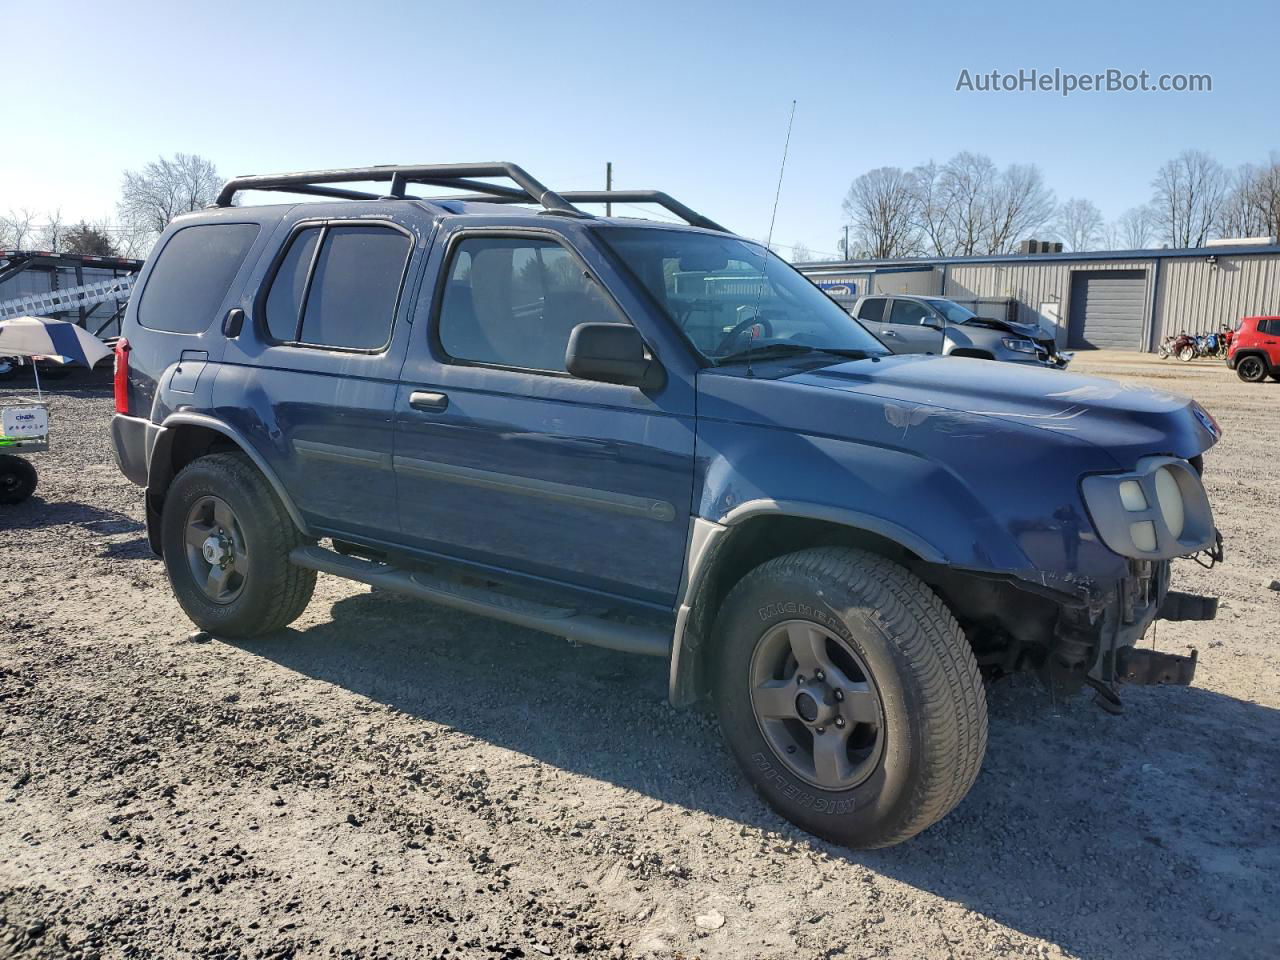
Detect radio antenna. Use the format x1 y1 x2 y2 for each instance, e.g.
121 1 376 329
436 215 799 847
746 99 797 379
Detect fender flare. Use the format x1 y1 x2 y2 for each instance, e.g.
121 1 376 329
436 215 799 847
667 499 951 706
150 412 311 536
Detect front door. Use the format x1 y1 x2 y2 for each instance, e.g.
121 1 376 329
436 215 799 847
880 298 945 353
393 229 697 608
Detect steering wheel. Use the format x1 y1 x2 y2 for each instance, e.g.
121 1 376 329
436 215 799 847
716 315 775 355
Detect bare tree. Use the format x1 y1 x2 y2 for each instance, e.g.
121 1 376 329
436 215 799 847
63 221 120 257
1 208 40 248
1114 205 1157 249
1217 156 1280 239
788 241 813 263
36 208 67 253
1151 150 1228 247
118 153 223 237
842 166 921 259
1055 197 1105 252
938 152 996 255
985 163 1056 254
911 161 954 257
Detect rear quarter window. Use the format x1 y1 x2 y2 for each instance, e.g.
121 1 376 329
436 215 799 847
137 223 260 333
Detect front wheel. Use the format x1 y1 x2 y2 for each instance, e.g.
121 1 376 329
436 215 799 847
1177 345 1197 362
712 547 987 848
0 454 37 504
1236 355 1268 382
160 453 316 637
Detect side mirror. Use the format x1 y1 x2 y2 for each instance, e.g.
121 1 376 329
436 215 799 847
565 323 665 390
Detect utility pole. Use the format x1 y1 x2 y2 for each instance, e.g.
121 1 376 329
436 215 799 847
606 162 613 216
843 225 850 260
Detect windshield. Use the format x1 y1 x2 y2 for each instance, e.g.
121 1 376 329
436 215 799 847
597 228 888 363
929 300 977 324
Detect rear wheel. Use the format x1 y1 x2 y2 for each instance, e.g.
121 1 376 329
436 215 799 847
161 453 315 637
1236 355 1268 382
1178 345 1197 362
712 547 987 849
0 455 37 504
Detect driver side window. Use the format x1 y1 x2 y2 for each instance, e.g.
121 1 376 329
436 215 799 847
436 235 627 373
889 300 932 326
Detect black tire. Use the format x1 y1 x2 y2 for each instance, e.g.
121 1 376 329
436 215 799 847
1236 355 1268 383
0 454 37 505
711 547 987 849
161 452 315 637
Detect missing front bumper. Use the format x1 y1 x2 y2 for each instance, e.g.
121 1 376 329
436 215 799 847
1116 646 1198 686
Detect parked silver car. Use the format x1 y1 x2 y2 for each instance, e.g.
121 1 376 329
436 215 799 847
850 294 1070 368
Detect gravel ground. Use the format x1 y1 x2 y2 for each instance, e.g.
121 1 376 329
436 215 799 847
1 352 1276 960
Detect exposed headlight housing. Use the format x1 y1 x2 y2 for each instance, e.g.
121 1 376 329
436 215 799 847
1081 456 1215 559
1001 337 1038 354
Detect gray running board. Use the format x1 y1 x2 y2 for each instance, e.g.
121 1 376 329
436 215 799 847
290 545 671 658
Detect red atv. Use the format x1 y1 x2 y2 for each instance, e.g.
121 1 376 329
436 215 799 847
1226 316 1280 383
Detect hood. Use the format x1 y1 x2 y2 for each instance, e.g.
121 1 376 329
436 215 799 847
783 354 1220 465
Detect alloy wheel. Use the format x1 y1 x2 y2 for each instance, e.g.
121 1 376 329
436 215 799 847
749 619 885 790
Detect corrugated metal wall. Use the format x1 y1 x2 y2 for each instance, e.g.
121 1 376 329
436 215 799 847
1156 255 1280 340
805 250 1280 351
943 259 1158 347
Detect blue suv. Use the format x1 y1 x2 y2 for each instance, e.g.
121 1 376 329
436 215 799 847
110 163 1223 848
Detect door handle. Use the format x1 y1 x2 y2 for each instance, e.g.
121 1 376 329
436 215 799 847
409 391 449 412
881 329 899 337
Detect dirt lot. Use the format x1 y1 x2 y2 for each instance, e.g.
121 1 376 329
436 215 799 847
1 352 1276 960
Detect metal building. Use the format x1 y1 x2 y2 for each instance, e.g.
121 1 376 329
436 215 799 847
798 243 1280 351
0 249 143 339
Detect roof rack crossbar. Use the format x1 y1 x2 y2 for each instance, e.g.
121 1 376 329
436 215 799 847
216 163 582 216
442 189 727 232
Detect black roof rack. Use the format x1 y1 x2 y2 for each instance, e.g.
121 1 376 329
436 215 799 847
446 190 728 233
215 164 729 233
215 162 583 216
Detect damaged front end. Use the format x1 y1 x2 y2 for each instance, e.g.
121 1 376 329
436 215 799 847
1043 545 1221 710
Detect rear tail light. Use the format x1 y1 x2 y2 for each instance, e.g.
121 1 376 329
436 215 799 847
113 338 131 415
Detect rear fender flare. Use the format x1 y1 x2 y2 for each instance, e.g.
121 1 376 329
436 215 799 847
149 412 311 536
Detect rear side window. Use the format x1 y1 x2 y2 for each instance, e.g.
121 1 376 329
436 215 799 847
261 223 411 350
138 223 260 333
1261 318 1280 335
300 227 411 349
857 298 886 323
264 228 321 342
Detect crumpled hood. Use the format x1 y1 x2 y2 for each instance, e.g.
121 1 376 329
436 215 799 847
962 316 1050 342
785 354 1220 466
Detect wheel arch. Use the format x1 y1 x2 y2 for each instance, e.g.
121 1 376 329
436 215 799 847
668 502 950 707
149 413 310 540
1233 349 1272 375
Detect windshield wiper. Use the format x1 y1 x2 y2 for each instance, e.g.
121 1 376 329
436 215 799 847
715 343 819 365
715 344 881 366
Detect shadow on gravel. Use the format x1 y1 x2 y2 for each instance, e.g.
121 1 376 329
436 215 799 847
0 499 143 533
232 591 1280 958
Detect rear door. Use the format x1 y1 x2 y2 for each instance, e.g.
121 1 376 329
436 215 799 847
392 225 697 608
216 210 426 542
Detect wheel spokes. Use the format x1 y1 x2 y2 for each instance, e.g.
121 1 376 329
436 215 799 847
206 562 232 598
186 520 215 552
811 727 853 789
785 622 829 675
752 679 798 719
841 681 880 725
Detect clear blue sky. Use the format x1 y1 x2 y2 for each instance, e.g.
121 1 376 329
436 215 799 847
2 0 1275 257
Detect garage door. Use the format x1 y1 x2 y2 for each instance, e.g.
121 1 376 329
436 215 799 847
1068 271 1147 349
